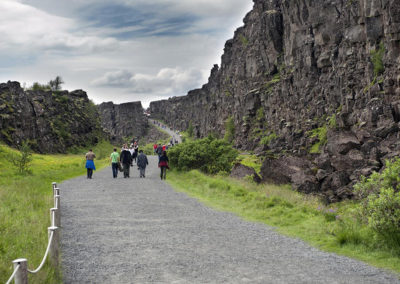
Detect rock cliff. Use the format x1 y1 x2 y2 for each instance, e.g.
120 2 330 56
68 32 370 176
149 0 400 202
98 101 148 144
0 81 104 153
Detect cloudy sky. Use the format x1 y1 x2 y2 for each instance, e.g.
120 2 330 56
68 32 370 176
0 0 253 107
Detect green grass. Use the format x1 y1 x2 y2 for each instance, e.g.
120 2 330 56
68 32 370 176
167 170 400 275
0 141 114 283
237 154 262 174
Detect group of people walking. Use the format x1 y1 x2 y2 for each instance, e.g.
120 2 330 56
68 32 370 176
85 142 169 180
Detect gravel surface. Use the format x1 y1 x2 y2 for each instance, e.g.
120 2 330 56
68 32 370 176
61 156 399 283
149 119 182 144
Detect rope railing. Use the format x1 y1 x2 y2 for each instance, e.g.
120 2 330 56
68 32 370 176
5 182 60 284
27 228 55 274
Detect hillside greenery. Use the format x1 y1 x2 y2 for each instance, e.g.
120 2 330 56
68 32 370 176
0 141 114 283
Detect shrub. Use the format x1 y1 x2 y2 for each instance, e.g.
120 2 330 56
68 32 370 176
260 133 277 146
168 136 238 174
354 158 400 247
371 42 385 76
224 116 235 143
187 121 194 138
7 142 33 175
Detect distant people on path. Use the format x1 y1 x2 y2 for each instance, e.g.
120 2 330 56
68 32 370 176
120 144 132 178
110 148 119 178
85 149 96 179
133 142 139 163
129 144 135 164
158 151 169 180
153 143 158 154
162 144 166 151
137 150 149 178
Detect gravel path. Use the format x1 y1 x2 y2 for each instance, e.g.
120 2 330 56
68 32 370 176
61 156 399 283
149 119 182 144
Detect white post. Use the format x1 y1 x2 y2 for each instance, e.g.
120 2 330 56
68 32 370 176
50 208 59 227
52 182 57 196
12 259 28 284
54 187 60 196
53 195 61 227
48 226 59 267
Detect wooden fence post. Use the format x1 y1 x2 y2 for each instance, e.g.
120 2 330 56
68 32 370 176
12 259 28 284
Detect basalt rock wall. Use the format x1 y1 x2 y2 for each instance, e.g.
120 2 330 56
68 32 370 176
150 0 400 202
0 81 104 153
98 101 148 144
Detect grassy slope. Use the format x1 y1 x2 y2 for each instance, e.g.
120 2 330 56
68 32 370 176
167 169 400 275
0 141 113 283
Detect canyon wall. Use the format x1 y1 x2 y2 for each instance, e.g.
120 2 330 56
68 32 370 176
0 81 104 153
98 101 148 144
149 0 400 202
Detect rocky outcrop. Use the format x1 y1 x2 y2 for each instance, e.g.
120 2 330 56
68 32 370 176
98 101 148 144
149 0 400 202
230 163 261 183
0 81 104 153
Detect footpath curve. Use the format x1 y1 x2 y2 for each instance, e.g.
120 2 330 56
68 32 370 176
61 156 399 283
149 119 182 144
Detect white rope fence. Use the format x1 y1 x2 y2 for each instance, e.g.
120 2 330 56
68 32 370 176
5 182 61 284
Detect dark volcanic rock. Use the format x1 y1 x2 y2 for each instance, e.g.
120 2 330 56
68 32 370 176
260 156 319 193
230 163 261 183
98 101 148 144
149 0 400 202
0 81 104 153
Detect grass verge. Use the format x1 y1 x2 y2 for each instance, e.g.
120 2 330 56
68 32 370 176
166 169 400 275
0 141 114 283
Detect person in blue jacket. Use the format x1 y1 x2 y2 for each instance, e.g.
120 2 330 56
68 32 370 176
85 149 96 179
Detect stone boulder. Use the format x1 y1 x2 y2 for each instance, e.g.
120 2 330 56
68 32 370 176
326 131 361 155
230 163 261 183
260 156 319 193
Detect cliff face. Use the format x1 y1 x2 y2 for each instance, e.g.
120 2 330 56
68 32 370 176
149 0 400 202
0 81 103 153
98 101 148 143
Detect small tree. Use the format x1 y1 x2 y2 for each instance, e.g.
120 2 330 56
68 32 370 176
49 76 64 91
31 82 50 91
187 121 194 138
8 142 33 175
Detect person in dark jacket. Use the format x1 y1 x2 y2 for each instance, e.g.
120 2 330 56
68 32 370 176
120 144 132 178
137 150 149 178
156 144 163 159
158 151 169 180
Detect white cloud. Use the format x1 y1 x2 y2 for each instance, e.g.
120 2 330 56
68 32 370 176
91 70 134 87
0 0 254 108
91 67 206 96
0 0 118 53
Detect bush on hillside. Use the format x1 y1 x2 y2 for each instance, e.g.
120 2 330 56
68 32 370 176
7 141 33 175
167 136 238 174
354 158 400 246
